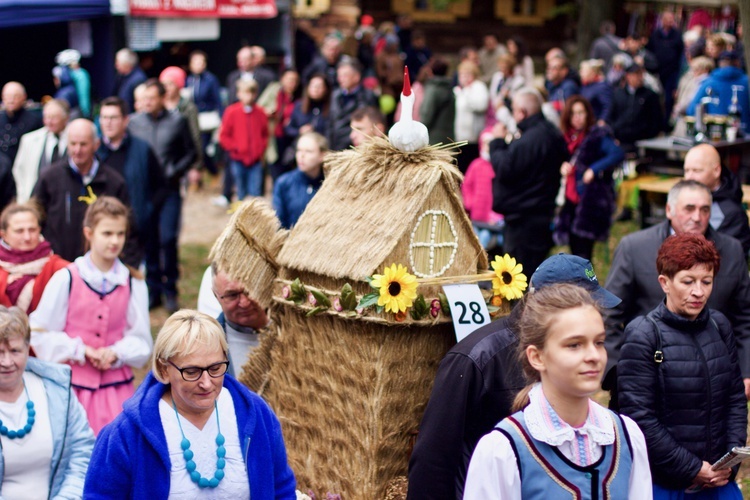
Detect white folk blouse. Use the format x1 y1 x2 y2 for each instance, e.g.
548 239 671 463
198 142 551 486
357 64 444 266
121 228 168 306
463 384 653 499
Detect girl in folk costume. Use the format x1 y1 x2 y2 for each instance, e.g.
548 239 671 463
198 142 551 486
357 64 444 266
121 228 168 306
29 196 152 434
464 284 652 499
0 203 68 314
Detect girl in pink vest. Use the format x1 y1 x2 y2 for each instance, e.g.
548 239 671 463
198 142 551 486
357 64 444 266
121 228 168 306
29 197 152 434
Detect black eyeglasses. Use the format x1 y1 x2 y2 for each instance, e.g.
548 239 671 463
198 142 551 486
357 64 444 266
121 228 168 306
216 289 248 303
164 359 230 382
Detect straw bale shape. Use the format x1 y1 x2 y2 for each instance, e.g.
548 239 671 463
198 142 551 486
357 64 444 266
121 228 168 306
266 310 455 498
237 320 279 396
208 198 288 310
263 138 491 497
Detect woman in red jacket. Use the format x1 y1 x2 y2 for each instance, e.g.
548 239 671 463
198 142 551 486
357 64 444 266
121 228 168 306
219 79 269 200
0 202 67 313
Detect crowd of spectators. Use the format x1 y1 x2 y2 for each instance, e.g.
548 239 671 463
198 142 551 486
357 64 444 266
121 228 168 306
0 9 747 497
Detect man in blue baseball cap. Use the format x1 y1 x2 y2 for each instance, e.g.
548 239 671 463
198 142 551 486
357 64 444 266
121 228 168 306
407 253 620 500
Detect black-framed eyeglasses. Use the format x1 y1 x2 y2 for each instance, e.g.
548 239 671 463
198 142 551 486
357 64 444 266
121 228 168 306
215 289 248 303
164 359 230 382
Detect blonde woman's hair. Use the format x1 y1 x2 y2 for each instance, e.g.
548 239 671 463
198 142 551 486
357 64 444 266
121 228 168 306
457 60 480 78
152 309 228 383
236 79 259 94
497 53 517 72
580 58 604 76
511 284 600 412
690 56 715 74
0 306 30 344
297 131 329 152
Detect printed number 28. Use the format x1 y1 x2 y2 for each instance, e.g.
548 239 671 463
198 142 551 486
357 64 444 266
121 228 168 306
454 301 484 324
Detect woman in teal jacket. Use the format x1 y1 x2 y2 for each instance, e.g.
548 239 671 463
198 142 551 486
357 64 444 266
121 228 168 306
0 306 94 499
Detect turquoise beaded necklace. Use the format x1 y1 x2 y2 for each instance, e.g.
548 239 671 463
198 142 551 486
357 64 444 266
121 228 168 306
171 397 226 489
0 383 34 439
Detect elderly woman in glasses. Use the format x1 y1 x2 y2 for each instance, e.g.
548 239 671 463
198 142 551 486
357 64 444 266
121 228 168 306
84 310 296 499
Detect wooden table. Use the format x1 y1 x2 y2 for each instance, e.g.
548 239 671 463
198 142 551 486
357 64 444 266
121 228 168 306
636 136 750 176
637 176 750 228
636 136 750 155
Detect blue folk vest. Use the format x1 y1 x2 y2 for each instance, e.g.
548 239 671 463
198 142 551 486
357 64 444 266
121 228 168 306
495 409 633 500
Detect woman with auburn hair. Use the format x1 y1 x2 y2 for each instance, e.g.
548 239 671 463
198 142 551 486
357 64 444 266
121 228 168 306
618 233 747 499
556 95 624 260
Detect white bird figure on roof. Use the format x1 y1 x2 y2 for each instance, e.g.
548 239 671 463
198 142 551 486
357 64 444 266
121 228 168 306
388 66 430 152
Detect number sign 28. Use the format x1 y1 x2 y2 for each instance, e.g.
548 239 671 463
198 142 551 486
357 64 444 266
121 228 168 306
454 301 485 324
442 284 491 342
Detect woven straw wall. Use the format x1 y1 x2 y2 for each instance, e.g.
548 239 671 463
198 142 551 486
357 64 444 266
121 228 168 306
264 306 455 499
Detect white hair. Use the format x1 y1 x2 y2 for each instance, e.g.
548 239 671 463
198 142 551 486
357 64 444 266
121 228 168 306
513 87 543 115
116 48 138 67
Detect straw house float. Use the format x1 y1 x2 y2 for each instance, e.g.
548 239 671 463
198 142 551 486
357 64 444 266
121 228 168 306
263 137 489 499
208 199 288 394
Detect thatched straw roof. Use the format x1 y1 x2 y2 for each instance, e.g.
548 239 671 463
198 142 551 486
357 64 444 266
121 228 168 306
209 199 288 309
277 138 485 280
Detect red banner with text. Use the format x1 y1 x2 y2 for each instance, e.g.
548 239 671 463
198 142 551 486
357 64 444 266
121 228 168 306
129 0 277 19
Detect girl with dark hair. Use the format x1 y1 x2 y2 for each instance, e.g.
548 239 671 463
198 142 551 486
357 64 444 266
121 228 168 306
507 35 534 86
464 283 652 499
284 73 330 139
555 95 624 260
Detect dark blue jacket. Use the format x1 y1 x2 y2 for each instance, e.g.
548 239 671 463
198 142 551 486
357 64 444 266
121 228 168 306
187 71 223 113
97 134 164 234
618 303 747 489
272 169 323 229
0 107 43 163
408 309 525 500
490 112 569 219
687 66 750 132
114 67 147 113
581 80 614 122
83 372 296 499
648 27 684 78
545 77 580 106
610 85 663 147
284 101 329 138
712 166 750 254
405 47 432 81
555 126 623 244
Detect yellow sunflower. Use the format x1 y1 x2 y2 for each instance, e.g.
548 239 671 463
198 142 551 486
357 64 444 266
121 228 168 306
371 264 419 314
491 254 528 301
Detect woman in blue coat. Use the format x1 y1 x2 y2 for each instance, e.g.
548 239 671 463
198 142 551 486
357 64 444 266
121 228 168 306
556 95 624 260
84 310 296 499
285 74 330 139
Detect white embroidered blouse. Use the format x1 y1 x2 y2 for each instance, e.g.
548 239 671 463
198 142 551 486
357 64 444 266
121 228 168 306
463 384 653 499
28 253 152 368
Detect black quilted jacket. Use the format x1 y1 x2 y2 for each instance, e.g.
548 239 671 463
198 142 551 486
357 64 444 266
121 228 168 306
617 302 747 489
